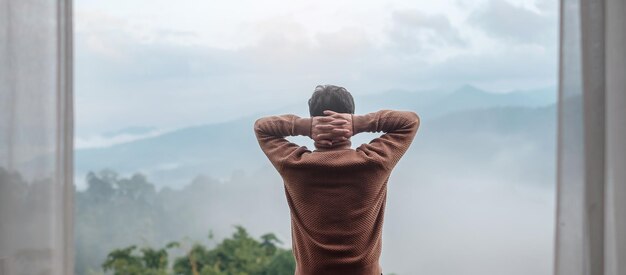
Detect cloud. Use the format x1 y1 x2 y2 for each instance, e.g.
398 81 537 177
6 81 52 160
387 9 467 54
468 0 557 45
75 129 169 149
74 5 558 136
424 44 557 89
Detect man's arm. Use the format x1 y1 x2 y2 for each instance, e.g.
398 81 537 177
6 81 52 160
351 110 420 170
253 114 312 172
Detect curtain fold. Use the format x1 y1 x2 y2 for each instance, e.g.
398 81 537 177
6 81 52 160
554 0 585 274
555 0 625 274
0 0 74 274
604 0 626 274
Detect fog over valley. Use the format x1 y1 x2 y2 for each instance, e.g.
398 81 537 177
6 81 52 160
71 85 556 274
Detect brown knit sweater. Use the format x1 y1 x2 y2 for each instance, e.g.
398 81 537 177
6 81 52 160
254 109 420 275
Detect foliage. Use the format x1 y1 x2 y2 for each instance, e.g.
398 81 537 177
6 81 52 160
103 225 295 275
75 169 165 274
75 169 297 274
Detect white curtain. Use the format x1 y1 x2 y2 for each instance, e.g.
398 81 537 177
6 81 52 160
555 0 626 274
0 0 74 274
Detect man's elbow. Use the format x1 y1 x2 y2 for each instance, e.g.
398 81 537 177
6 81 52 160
405 111 420 127
406 111 419 121
406 112 421 135
253 118 265 135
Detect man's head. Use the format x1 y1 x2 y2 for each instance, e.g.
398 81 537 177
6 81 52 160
308 84 355 117
308 85 354 151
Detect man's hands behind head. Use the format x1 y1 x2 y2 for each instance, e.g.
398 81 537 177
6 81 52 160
312 110 353 148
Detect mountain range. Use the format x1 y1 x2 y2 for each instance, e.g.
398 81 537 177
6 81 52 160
74 85 557 188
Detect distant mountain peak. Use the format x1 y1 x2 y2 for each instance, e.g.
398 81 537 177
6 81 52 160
454 84 488 95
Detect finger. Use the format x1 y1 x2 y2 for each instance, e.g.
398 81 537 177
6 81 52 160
318 127 350 135
317 116 334 122
316 133 346 140
323 129 350 136
315 120 347 130
315 133 335 140
323 110 339 116
331 128 350 135
329 119 347 125
314 124 346 132
315 124 335 131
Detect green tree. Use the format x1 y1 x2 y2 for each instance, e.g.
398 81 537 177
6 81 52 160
101 245 146 275
102 242 179 275
103 225 295 275
263 249 297 275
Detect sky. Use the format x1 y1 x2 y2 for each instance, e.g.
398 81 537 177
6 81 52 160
74 0 558 140
72 2 559 273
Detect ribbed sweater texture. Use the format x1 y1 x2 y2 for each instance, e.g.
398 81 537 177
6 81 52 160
254 109 420 275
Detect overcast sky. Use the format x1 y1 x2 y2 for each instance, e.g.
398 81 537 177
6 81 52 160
74 0 558 138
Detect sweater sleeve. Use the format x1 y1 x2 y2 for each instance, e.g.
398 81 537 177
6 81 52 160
353 110 420 170
254 114 312 171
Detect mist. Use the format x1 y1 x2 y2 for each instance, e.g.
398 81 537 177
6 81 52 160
72 0 559 273
73 98 556 274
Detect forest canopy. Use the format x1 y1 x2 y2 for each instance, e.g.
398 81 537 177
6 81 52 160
102 224 295 275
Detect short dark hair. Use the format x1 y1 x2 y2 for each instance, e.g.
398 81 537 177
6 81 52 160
308 84 355 117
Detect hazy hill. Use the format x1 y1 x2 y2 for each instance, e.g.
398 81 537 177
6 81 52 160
73 86 558 274
73 104 557 275
75 86 556 188
274 85 555 118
